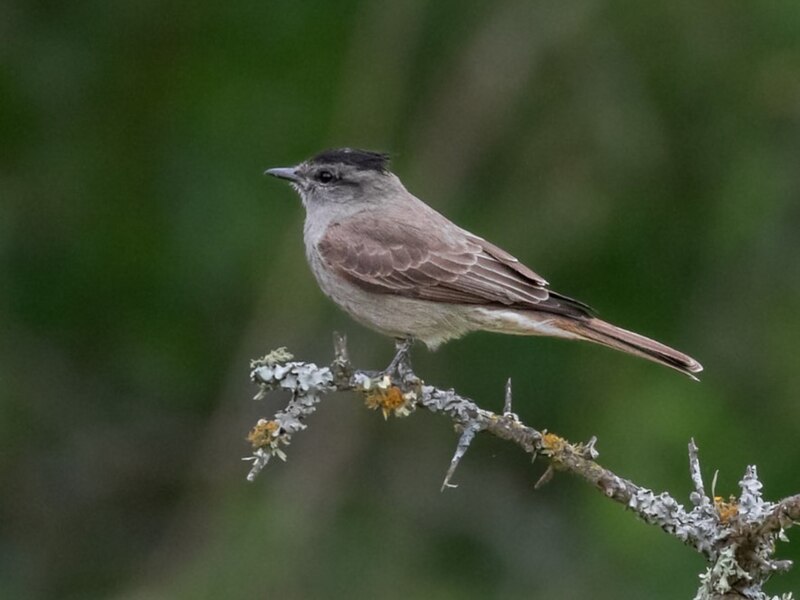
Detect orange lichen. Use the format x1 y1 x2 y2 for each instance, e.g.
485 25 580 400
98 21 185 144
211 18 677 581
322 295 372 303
364 385 410 419
247 419 280 449
714 495 740 524
542 432 566 453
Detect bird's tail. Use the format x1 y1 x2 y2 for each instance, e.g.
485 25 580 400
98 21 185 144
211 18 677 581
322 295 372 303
560 317 703 380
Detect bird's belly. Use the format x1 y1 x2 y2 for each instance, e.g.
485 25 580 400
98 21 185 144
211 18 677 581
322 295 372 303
307 252 474 348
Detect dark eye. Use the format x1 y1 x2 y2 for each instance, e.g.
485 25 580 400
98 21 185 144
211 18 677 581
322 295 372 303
316 169 335 184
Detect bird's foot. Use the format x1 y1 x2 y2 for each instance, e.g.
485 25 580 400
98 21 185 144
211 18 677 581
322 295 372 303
379 337 421 389
384 337 413 375
360 337 421 390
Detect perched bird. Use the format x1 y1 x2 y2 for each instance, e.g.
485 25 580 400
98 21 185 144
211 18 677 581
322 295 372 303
266 148 703 379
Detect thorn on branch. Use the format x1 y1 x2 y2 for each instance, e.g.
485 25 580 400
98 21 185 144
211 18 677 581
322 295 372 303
535 465 555 490
711 469 719 499
504 378 513 416
441 421 483 492
331 331 352 385
688 438 709 507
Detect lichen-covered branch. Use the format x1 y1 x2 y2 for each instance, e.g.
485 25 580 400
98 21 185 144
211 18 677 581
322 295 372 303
244 335 797 600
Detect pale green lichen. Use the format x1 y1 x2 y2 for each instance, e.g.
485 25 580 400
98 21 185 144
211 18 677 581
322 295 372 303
251 347 294 368
694 543 793 600
246 356 334 480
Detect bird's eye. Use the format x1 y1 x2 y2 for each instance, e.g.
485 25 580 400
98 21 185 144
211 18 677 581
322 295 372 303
316 170 335 184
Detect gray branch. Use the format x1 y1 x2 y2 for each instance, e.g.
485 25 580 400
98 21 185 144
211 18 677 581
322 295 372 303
244 335 797 600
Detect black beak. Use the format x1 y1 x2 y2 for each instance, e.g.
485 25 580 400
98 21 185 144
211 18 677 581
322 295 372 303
264 167 300 182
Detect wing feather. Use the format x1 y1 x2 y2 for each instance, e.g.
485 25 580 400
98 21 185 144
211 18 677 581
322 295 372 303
317 214 592 318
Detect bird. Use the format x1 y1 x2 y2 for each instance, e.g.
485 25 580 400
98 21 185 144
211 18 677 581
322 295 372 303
266 148 703 379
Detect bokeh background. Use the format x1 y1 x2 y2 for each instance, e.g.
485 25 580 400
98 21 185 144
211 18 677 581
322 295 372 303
2 1 800 598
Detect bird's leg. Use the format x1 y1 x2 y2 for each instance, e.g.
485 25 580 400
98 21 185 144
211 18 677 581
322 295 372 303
384 336 414 378
383 336 423 400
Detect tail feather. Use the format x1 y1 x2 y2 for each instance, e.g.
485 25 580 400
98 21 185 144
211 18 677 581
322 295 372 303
467 307 703 379
566 317 703 380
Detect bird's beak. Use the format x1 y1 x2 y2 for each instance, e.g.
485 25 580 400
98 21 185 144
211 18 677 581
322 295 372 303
264 167 300 182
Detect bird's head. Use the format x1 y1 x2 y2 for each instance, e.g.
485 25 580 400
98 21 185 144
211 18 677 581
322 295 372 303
265 148 404 210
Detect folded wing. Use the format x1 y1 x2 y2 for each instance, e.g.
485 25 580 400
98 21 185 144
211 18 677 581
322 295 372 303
317 214 592 319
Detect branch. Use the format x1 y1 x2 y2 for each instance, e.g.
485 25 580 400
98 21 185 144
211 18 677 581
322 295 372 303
244 335 798 600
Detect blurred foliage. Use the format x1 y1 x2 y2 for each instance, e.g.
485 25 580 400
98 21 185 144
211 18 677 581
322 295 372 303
2 0 800 598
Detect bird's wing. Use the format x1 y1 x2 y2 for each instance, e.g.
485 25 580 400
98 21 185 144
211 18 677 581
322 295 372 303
317 214 592 317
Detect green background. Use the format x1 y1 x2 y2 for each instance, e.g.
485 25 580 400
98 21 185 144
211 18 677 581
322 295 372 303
2 1 800 598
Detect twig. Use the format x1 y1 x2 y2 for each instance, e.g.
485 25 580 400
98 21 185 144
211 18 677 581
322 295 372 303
245 338 798 600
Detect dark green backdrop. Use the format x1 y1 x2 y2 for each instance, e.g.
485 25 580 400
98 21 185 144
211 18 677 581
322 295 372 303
2 1 800 598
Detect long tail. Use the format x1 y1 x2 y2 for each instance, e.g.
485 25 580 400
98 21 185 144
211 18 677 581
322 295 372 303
562 317 704 380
